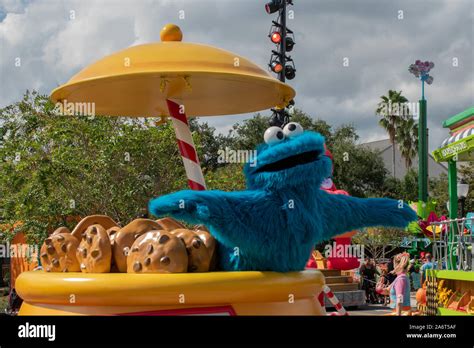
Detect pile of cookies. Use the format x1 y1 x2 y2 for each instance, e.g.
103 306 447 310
40 215 217 274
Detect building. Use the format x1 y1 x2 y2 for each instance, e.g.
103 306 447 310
361 139 448 179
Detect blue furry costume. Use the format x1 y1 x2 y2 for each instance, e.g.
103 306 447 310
149 126 417 272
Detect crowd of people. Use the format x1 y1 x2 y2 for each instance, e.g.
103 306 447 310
358 252 435 315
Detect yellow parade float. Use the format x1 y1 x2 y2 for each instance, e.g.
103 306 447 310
17 270 324 315
15 24 327 316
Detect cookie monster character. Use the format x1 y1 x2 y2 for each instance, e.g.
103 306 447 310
149 123 417 272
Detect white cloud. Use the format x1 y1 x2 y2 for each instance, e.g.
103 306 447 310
0 0 472 152
0 0 30 14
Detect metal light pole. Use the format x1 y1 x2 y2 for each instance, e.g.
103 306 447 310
279 2 287 83
408 60 434 217
265 0 295 127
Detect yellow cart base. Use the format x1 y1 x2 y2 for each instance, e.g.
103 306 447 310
16 270 326 316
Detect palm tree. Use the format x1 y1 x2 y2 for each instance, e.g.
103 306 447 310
375 90 409 177
396 117 418 169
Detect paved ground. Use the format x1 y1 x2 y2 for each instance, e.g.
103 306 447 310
0 287 8 313
346 293 418 316
348 303 393 316
0 295 8 313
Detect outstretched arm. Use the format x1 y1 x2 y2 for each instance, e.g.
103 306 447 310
319 191 417 240
149 190 267 244
149 190 213 224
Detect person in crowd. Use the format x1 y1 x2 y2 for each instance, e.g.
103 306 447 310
410 265 421 291
376 268 390 305
386 256 396 284
407 259 415 274
413 255 420 267
360 258 378 304
420 253 434 284
384 252 412 315
359 258 368 295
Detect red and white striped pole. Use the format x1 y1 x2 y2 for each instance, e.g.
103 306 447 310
166 99 206 191
323 285 348 316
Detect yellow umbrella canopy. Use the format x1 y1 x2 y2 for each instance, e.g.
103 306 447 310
51 24 295 117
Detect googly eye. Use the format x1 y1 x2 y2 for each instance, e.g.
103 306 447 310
283 122 303 138
320 178 334 190
264 126 285 145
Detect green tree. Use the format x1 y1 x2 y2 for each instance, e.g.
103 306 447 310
226 109 334 151
429 173 449 216
352 227 411 261
0 91 416 245
396 116 418 169
0 91 187 243
206 163 246 191
378 169 419 203
227 110 387 198
375 90 409 177
290 109 332 141
379 176 403 199
189 119 231 172
331 138 387 197
228 113 269 150
429 163 474 217
400 169 419 202
458 163 474 213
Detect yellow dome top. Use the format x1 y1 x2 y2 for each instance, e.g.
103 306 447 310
51 24 295 117
160 23 183 42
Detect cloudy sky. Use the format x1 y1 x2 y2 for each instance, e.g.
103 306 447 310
0 0 472 151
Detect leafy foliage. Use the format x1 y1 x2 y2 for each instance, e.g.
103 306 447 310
0 91 187 243
3 90 467 246
376 89 418 174
396 117 418 168
380 169 418 201
352 227 410 260
458 163 474 213
429 164 474 217
331 136 387 197
205 163 246 191
189 119 231 172
225 109 388 198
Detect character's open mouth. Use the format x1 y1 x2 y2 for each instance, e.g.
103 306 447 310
255 150 320 173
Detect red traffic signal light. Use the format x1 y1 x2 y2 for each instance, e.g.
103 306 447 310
270 60 283 73
270 31 282 44
265 0 282 14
